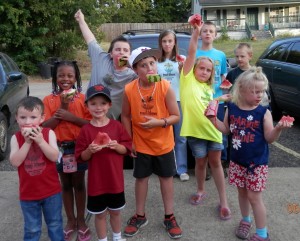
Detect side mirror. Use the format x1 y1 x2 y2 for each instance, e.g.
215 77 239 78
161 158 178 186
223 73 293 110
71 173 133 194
8 72 22 81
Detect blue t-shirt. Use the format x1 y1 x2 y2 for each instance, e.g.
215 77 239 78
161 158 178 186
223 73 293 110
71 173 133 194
196 48 227 102
227 102 269 169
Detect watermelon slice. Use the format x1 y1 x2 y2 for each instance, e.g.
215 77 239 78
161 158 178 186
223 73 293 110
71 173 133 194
146 74 161 83
279 115 295 126
188 14 202 27
93 132 111 148
176 54 185 62
22 124 35 134
61 89 76 100
219 79 232 89
118 56 128 67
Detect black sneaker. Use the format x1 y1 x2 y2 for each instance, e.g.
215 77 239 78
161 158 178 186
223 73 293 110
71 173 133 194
163 215 182 239
124 214 148 237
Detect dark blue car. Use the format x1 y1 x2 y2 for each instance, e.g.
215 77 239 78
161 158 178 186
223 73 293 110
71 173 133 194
0 52 29 160
256 37 300 119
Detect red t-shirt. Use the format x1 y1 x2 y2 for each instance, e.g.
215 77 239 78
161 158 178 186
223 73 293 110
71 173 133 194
75 120 132 196
15 128 61 200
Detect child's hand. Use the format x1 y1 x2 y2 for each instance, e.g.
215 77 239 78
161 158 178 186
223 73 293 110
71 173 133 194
74 9 84 22
21 128 33 143
87 143 103 154
276 115 294 129
139 116 160 129
54 109 74 122
28 126 43 144
107 140 118 150
216 94 232 102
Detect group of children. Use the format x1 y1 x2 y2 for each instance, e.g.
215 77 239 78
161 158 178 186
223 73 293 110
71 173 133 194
10 9 293 241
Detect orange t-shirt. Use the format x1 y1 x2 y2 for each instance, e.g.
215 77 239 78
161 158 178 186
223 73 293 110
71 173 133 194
125 79 174 155
43 92 91 142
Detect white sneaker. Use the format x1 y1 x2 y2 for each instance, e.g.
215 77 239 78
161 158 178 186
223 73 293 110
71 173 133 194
179 173 189 181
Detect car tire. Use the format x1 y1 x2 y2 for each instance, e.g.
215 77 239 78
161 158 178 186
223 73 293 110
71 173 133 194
0 112 8 161
269 87 281 120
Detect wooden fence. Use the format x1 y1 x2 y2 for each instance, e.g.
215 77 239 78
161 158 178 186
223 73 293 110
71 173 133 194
99 23 193 41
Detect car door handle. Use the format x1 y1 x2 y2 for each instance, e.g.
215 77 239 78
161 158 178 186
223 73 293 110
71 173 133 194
274 67 282 71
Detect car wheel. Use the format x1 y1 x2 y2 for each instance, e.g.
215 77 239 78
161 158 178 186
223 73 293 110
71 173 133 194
0 112 8 161
269 87 281 120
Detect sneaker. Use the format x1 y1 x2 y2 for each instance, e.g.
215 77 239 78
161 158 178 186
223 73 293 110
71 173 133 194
248 233 270 241
163 215 182 239
235 220 252 239
179 173 189 181
124 215 148 237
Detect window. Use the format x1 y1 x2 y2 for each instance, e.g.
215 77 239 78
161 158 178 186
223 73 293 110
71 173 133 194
286 42 300 65
265 43 289 61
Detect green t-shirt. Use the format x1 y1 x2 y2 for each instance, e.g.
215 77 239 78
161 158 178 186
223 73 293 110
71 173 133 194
180 69 222 143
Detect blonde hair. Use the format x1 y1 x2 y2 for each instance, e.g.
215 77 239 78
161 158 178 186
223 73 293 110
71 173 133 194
231 66 268 105
234 42 253 55
194 56 215 86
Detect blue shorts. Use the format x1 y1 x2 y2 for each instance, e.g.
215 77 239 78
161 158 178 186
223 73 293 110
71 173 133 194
187 137 223 158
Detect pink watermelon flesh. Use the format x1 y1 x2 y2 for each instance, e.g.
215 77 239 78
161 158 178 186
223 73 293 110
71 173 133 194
279 115 295 125
93 132 111 146
176 54 185 62
220 79 232 89
188 14 202 26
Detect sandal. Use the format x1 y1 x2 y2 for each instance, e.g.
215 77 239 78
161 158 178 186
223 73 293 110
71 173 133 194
190 193 207 205
78 227 91 241
217 204 232 220
64 228 76 241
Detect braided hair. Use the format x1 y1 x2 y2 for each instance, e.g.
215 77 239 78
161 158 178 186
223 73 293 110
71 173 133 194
51 60 82 95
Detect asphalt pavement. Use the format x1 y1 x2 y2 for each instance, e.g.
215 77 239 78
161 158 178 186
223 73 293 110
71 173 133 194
1 168 300 241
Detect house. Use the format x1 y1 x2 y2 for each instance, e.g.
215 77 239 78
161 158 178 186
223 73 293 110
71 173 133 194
192 0 300 39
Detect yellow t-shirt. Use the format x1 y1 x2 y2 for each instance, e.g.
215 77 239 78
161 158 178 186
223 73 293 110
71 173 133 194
124 79 174 155
180 69 222 143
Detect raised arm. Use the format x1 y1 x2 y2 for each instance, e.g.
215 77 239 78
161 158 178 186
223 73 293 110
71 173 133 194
183 23 202 76
74 9 96 44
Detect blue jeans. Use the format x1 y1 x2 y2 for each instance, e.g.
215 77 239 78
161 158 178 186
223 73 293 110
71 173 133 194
20 192 64 241
174 101 188 175
217 103 228 161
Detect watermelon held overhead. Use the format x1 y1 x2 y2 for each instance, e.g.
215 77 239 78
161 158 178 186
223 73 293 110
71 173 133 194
220 79 232 89
279 115 295 126
93 132 111 147
188 14 202 26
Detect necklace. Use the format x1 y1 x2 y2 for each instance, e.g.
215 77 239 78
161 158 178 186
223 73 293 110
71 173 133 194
137 80 156 106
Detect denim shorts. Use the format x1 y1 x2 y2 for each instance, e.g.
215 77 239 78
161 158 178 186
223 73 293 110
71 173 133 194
187 137 223 158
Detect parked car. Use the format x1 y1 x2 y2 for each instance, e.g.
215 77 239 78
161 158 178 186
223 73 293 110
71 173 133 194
256 37 300 119
122 29 236 71
0 52 29 160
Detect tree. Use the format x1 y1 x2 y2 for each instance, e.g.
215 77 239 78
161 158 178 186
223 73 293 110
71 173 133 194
0 0 108 74
145 0 191 23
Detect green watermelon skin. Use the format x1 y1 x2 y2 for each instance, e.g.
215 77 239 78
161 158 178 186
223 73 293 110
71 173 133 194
118 57 128 67
147 74 161 83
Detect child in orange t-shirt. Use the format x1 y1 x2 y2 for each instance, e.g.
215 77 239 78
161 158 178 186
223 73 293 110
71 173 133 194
122 47 182 239
42 61 91 241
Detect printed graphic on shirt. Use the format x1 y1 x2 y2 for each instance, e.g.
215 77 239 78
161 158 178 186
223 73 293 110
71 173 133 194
161 62 176 81
214 60 221 84
139 97 157 116
229 114 260 150
103 74 114 85
24 143 46 176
